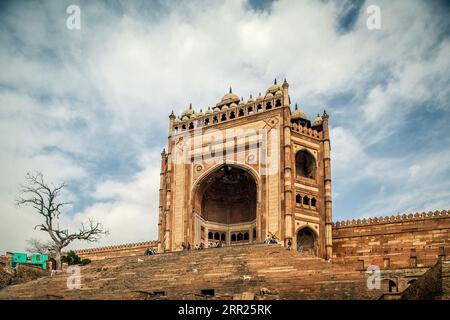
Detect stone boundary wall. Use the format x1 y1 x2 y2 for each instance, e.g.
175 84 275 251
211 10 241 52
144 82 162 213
74 241 158 261
332 210 449 269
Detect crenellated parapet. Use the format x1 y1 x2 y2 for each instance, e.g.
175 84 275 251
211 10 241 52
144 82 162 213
291 122 323 140
333 210 449 228
74 240 157 257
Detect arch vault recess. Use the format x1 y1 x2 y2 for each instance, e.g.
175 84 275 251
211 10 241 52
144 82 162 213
190 163 262 246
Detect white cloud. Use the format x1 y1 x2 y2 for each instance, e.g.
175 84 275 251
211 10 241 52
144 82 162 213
1 0 450 253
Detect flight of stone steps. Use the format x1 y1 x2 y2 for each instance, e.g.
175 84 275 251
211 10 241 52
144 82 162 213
0 244 383 300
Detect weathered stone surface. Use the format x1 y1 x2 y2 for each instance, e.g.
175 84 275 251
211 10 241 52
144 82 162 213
0 244 383 300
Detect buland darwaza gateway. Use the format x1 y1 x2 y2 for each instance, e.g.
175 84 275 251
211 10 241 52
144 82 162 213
158 79 333 258
62 80 448 300
5 80 447 300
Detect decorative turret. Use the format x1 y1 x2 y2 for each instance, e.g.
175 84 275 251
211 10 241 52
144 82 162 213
217 87 240 107
266 78 282 95
312 114 323 127
182 103 195 118
291 103 308 121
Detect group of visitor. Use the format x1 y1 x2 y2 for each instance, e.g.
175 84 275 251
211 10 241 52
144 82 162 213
180 242 191 252
179 241 225 252
264 234 279 244
209 241 223 248
194 243 205 250
144 248 156 255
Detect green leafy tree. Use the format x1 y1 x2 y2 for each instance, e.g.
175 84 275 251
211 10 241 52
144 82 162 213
61 250 91 266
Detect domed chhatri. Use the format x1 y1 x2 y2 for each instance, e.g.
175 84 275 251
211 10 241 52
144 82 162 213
218 87 240 106
182 103 195 118
196 109 204 117
291 103 308 121
266 78 282 95
312 114 323 126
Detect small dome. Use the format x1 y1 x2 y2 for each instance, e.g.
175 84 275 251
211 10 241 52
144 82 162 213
247 95 254 103
265 92 274 99
219 87 240 105
196 109 204 117
230 102 238 108
213 107 220 113
182 103 195 118
239 98 245 106
222 105 229 111
174 117 181 124
205 107 212 115
182 115 189 121
291 104 307 121
256 93 263 101
312 114 323 126
275 90 283 97
266 79 282 94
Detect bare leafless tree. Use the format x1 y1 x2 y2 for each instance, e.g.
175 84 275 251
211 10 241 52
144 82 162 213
16 172 109 269
25 238 56 254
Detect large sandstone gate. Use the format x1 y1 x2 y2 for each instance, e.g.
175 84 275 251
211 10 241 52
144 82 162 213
158 80 333 258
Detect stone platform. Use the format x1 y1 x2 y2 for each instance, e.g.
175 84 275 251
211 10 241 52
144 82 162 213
0 244 383 300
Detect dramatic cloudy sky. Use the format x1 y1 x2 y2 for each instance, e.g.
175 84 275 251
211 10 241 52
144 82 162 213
1 0 450 254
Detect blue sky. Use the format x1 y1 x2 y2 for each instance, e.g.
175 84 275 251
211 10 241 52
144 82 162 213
1 0 450 253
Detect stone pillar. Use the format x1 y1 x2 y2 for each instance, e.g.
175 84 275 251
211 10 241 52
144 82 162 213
157 149 167 253
163 111 175 252
282 79 293 245
322 110 333 260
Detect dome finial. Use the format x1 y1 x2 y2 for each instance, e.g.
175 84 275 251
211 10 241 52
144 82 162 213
189 103 192 109
295 103 298 110
229 86 232 94
274 78 277 85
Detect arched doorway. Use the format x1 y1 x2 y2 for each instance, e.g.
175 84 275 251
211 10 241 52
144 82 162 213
296 227 317 255
383 279 397 293
193 165 258 246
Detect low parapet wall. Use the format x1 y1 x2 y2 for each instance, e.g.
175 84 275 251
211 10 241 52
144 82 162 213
74 241 158 261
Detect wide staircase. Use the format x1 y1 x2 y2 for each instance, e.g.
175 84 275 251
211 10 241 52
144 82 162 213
0 244 383 300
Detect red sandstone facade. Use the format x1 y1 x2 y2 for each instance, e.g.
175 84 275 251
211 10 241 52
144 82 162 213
157 80 333 259
333 210 449 269
74 82 449 296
